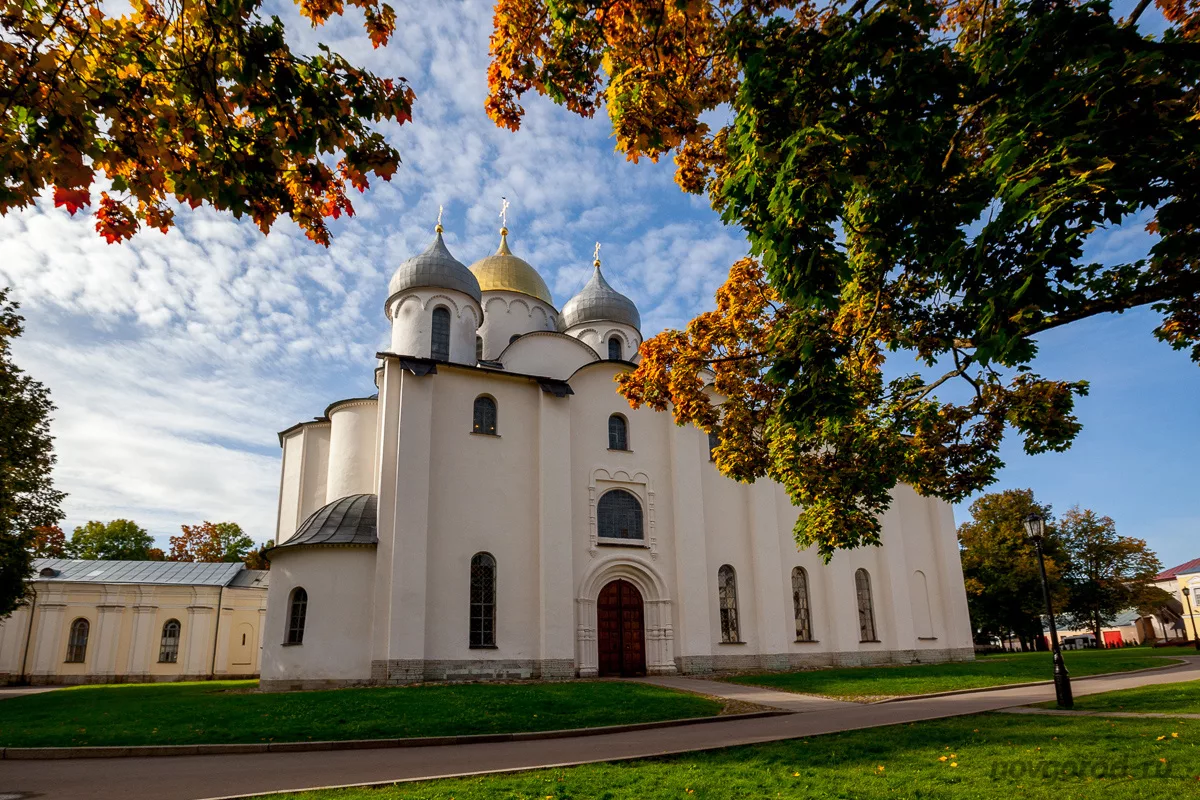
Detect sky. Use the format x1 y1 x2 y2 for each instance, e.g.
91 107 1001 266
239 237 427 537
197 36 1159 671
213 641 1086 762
1 2 1196 570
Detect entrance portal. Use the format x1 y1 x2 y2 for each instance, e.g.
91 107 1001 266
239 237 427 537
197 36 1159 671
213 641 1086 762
597 579 646 677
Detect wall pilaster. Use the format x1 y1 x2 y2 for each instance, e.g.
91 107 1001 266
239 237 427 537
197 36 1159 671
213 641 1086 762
667 424 713 666
748 480 789 659
537 388 575 666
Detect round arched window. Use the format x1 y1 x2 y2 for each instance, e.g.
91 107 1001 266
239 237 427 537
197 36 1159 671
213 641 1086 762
597 489 643 541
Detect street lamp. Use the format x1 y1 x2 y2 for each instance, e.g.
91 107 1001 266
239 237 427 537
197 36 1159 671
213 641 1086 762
1024 512 1073 708
1183 587 1200 651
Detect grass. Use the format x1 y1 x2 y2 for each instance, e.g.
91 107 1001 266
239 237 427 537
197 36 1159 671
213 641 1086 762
0 680 721 748
267 712 1200 800
1045 679 1200 715
724 648 1179 701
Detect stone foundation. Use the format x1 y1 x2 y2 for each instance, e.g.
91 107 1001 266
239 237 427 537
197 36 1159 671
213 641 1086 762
677 646 975 675
261 646 975 691
8 672 259 686
368 657 577 683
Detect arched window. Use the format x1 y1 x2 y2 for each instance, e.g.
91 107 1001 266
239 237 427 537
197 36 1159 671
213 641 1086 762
792 568 813 642
286 587 308 645
158 619 181 663
708 429 719 462
470 552 497 647
473 395 498 435
597 489 643 540
855 569 877 642
608 336 622 360
475 335 483 362
718 565 740 643
608 414 628 450
430 306 451 361
65 618 89 663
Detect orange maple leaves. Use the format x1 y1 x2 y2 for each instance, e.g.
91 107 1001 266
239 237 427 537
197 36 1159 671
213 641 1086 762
3 0 412 245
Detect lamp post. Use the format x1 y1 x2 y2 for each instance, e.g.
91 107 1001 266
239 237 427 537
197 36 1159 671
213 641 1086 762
1183 587 1200 651
1024 512 1073 708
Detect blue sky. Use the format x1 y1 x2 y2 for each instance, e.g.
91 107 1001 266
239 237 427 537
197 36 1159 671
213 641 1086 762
0 1 1195 570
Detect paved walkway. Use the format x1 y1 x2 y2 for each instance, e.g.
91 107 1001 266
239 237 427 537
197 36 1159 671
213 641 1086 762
633 675 857 713
2 657 1197 800
0 685 59 701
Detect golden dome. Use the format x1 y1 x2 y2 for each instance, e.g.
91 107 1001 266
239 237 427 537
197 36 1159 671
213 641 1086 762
469 229 554 306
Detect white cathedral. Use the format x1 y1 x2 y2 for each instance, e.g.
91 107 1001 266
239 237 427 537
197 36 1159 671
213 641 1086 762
259 221 974 690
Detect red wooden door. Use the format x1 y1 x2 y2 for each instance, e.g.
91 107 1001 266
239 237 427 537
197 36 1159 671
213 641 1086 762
597 579 646 677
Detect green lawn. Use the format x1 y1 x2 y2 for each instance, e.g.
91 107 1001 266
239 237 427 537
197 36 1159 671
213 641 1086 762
1050 679 1200 715
725 648 1179 700
268 712 1200 800
0 680 721 748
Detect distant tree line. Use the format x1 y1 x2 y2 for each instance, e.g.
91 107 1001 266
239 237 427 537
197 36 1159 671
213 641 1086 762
30 519 272 570
959 489 1171 649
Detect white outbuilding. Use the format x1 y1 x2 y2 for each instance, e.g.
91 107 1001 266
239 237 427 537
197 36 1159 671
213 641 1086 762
260 224 974 689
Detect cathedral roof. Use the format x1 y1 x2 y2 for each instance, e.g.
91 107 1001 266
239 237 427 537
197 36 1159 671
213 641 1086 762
388 229 482 305
559 263 640 332
271 494 378 554
469 229 554 306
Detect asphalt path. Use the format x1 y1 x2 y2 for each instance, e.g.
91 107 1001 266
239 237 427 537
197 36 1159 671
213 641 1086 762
2 656 1197 800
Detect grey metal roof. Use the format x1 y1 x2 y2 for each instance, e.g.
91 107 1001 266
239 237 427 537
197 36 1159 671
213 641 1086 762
227 569 270 589
388 230 482 305
31 559 247 587
271 494 378 554
559 264 640 332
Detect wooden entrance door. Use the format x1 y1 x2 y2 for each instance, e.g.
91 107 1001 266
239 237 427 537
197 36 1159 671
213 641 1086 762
597 579 646 677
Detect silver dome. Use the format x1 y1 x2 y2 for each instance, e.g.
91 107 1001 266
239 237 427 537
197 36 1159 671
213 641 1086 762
387 229 482 304
559 264 641 332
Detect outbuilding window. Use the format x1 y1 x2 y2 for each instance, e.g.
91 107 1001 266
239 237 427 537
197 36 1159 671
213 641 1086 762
792 568 813 642
430 306 451 361
718 565 740 643
286 587 308 645
597 489 643 541
608 414 628 450
608 336 622 360
159 619 181 663
470 552 497 648
473 395 498 435
65 618 90 663
856 569 878 642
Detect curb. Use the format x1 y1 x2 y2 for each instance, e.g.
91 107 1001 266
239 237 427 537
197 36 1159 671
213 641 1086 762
870 658 1190 704
0 709 791 760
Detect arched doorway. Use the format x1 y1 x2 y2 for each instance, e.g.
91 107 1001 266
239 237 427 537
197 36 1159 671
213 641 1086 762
597 579 646 677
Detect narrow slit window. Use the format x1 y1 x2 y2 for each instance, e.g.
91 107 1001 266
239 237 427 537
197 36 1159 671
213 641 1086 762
608 414 628 450
718 566 740 643
856 569 877 642
470 552 497 647
792 568 813 642
286 587 308 645
430 307 451 361
607 336 622 360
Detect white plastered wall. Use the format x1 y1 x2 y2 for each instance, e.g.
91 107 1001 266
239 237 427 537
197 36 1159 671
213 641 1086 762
326 399 380 502
478 291 558 360
563 322 642 361
388 288 481 364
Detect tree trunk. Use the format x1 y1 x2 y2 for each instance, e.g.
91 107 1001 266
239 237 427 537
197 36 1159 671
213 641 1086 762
1093 612 1103 648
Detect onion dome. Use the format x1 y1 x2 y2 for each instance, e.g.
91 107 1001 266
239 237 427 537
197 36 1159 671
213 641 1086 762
270 494 378 554
559 257 640 332
469 228 554 305
388 226 481 305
